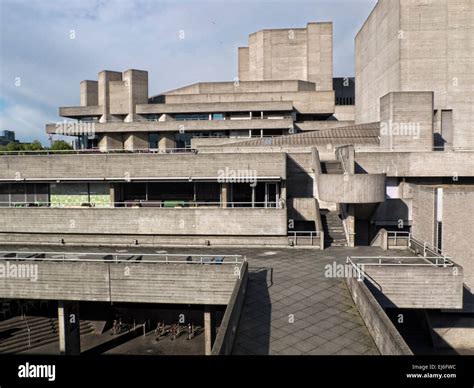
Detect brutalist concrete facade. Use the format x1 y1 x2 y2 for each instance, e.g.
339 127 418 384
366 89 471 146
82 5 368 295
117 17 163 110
355 0 474 150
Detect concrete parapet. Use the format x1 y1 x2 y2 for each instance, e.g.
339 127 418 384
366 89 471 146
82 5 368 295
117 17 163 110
346 276 413 355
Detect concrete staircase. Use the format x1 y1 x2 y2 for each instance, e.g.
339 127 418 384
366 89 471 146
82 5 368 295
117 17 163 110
320 211 347 247
0 315 95 354
321 161 343 174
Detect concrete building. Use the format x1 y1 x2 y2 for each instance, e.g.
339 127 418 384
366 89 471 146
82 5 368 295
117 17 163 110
355 0 474 150
0 5 472 356
0 130 17 146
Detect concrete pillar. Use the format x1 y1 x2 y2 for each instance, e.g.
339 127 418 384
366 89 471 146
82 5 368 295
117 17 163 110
124 132 149 151
347 205 356 247
158 133 175 150
58 301 81 355
80 80 98 107
221 183 229 208
204 305 216 356
98 133 123 151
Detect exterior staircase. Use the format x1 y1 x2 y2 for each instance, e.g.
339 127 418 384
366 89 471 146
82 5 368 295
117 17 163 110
0 315 95 354
321 161 343 174
320 210 347 247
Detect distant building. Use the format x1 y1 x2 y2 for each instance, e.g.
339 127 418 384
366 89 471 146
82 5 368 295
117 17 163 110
0 130 17 146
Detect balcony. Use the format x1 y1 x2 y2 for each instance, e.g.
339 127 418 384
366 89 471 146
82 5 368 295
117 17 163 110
0 152 286 181
0 207 287 236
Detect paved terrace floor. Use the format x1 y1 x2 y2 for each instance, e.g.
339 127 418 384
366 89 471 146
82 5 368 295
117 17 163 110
0 244 400 355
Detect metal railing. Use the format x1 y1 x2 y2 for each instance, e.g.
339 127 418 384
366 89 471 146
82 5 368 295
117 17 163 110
288 231 321 247
0 201 282 209
0 148 198 156
347 255 454 268
336 147 348 174
386 231 445 258
21 313 31 348
0 251 245 265
355 146 474 153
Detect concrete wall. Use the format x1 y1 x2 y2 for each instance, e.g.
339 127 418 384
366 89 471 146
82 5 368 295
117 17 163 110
355 151 474 177
0 260 238 305
286 153 314 198
238 47 250 81
241 23 333 91
0 152 286 181
346 276 412 355
164 80 317 94
137 101 293 114
363 264 463 309
317 174 386 203
160 90 335 115
411 185 436 245
356 0 474 149
440 187 474 291
379 92 434 151
98 70 122 122
211 262 248 355
0 208 287 236
80 81 98 107
355 0 401 125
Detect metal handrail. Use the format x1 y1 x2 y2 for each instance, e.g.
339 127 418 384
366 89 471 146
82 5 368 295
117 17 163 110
288 231 320 246
354 146 474 152
0 148 198 156
21 313 31 348
0 201 281 209
347 255 454 267
336 147 348 174
346 257 383 290
0 251 244 265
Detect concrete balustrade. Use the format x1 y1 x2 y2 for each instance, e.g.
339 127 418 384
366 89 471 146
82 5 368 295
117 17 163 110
0 152 286 181
0 260 240 305
317 173 386 203
0 208 287 237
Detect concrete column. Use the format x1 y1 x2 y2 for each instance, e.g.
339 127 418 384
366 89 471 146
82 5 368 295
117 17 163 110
221 183 229 208
204 305 216 355
98 133 123 151
124 132 149 151
347 205 356 247
58 301 81 355
109 184 116 207
158 133 175 150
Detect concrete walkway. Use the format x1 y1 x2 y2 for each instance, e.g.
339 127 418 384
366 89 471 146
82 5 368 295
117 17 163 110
0 244 395 355
231 246 384 355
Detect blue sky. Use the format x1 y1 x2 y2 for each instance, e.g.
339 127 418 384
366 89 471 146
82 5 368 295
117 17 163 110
0 0 377 143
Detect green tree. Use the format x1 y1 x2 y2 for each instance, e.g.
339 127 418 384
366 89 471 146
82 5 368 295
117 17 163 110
50 140 73 150
0 141 22 151
26 140 44 151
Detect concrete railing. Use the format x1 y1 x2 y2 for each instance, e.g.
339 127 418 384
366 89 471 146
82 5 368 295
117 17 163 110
347 255 463 309
0 207 288 237
211 261 249 355
345 276 413 355
46 118 295 134
317 174 386 203
0 152 287 181
0 253 244 305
